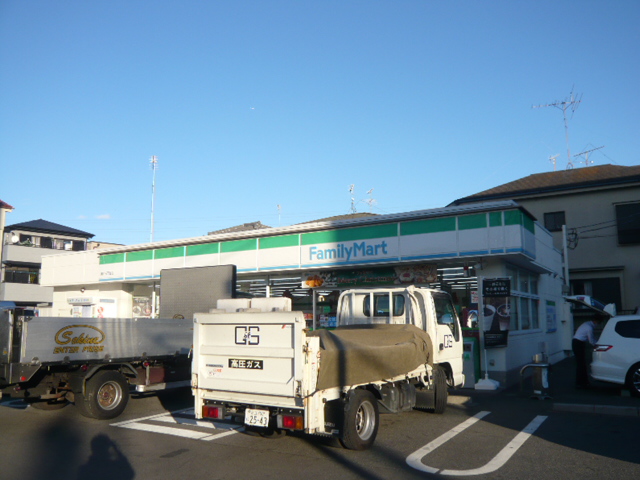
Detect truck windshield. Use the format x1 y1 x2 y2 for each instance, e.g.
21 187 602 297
363 294 405 317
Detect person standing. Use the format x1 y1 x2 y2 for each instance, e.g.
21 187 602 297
572 316 604 388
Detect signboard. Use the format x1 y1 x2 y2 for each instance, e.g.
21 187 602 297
482 278 511 348
302 264 438 289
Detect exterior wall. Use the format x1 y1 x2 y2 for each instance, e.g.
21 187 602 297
515 185 640 311
94 208 537 284
40 250 100 286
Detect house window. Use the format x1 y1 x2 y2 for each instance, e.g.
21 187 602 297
616 202 640 245
543 211 566 232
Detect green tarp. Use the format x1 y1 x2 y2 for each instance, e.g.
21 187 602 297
307 324 433 391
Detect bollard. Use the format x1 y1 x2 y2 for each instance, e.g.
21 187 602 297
520 353 551 400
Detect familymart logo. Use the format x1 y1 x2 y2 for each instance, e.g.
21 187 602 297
309 240 389 262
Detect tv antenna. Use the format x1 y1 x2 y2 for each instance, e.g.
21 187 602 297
533 88 582 169
574 145 604 166
549 154 559 172
349 184 356 213
150 155 158 242
365 188 377 212
277 204 282 226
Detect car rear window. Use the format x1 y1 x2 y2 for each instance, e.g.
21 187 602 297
614 320 640 339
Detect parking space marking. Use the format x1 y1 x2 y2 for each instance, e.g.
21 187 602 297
406 412 548 476
111 408 243 441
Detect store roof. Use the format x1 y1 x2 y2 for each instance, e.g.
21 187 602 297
95 200 530 254
450 164 640 205
5 219 94 239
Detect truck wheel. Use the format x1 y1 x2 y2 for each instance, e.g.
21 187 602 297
340 390 379 450
79 371 130 420
431 366 448 414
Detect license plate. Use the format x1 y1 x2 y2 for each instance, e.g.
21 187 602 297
245 408 270 427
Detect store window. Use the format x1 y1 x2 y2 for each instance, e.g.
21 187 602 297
506 265 540 331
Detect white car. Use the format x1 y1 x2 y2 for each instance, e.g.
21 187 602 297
592 315 640 397
566 295 640 397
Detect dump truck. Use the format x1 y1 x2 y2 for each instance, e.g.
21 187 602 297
192 287 464 450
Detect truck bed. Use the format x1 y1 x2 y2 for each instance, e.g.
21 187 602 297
1 316 192 366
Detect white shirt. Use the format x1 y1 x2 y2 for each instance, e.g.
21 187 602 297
573 320 598 345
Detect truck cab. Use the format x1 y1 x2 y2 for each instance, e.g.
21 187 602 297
336 286 464 388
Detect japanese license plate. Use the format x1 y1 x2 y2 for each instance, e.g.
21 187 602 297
245 408 270 427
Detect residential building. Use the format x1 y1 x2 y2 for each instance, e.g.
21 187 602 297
450 164 640 314
1 219 94 314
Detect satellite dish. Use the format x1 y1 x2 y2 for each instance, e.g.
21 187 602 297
11 233 19 244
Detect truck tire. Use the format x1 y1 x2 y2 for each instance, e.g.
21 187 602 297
340 390 379 450
431 366 448 414
77 370 130 420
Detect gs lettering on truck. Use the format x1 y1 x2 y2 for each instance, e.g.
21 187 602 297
235 326 260 345
53 325 106 354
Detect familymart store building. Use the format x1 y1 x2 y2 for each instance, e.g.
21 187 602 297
42 200 570 386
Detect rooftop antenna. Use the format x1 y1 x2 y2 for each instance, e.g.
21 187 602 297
533 88 582 169
365 188 377 212
574 145 604 166
277 204 282 226
349 184 357 213
150 155 158 242
549 154 559 172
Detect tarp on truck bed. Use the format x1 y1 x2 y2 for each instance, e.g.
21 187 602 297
307 324 433 391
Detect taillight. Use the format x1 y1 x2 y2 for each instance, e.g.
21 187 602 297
279 414 304 430
594 344 613 352
202 405 225 419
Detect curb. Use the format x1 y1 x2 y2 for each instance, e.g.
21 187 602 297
553 402 640 417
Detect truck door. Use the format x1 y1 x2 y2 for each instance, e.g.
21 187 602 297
431 292 464 384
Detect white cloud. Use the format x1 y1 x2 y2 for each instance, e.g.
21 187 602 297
96 214 111 220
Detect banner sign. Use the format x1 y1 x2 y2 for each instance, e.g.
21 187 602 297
302 264 438 289
482 278 511 348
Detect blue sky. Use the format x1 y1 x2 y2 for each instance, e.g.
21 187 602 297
1 1 638 246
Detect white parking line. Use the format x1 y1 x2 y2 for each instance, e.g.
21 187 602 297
111 408 243 441
406 412 548 476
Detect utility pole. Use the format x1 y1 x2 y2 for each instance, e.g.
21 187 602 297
150 156 158 243
533 89 582 169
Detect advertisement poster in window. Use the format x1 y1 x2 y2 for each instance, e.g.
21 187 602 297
482 278 511 348
133 296 153 318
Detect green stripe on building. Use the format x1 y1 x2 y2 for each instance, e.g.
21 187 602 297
99 253 125 265
155 246 185 259
221 238 258 253
458 214 487 230
504 210 535 233
126 250 153 262
260 234 299 249
301 224 397 246
489 211 503 227
187 242 220 256
400 217 456 236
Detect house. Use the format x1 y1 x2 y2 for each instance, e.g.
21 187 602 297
450 164 640 314
1 219 94 315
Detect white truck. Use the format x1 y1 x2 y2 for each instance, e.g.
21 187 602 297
0 305 192 419
192 286 464 450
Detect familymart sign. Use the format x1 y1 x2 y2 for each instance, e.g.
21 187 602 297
98 209 536 281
